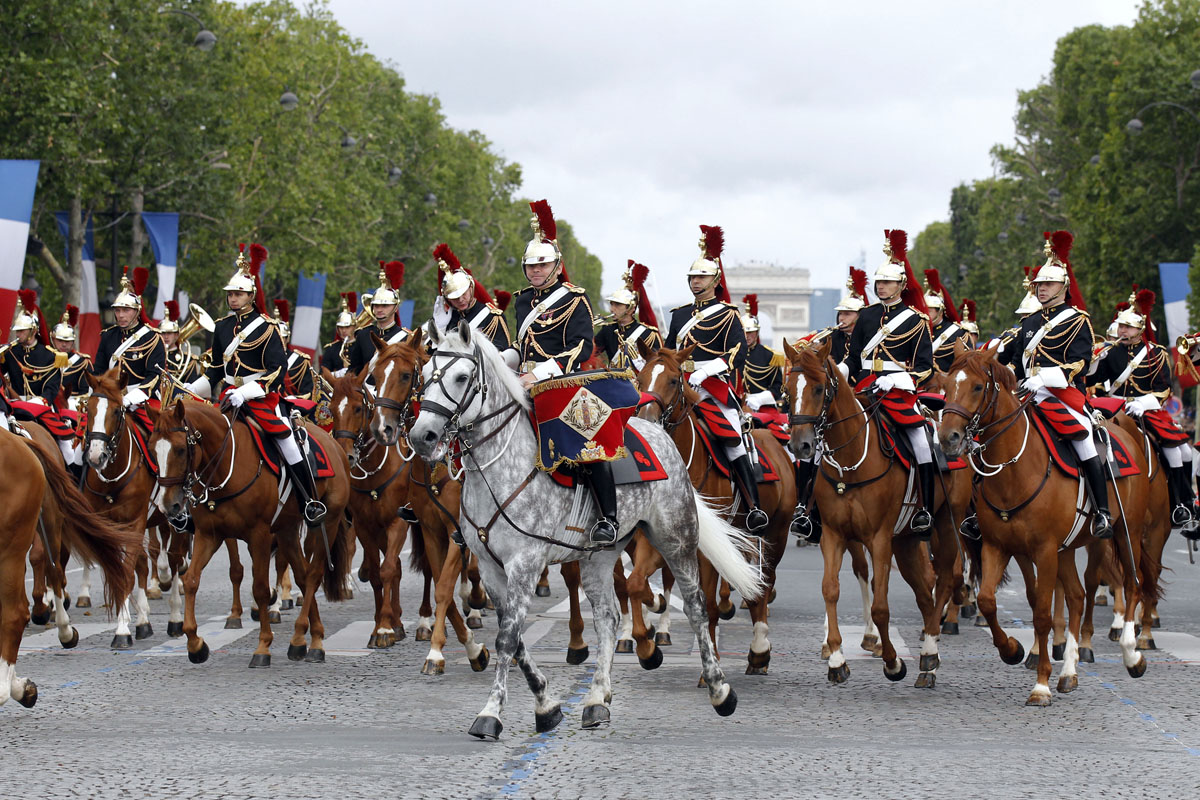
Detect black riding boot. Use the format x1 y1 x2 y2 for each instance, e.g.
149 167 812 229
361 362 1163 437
588 461 619 546
910 462 935 537
1169 465 1196 528
1079 456 1113 540
790 460 819 542
731 454 768 535
959 502 980 540
288 460 327 526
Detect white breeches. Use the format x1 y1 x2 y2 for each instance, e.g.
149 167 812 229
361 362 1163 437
1164 443 1191 469
697 386 746 460
274 406 303 465
905 425 933 464
59 438 82 466
1032 388 1097 460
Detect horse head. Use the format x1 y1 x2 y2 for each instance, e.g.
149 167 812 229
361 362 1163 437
150 398 219 521
329 370 370 466
367 331 426 447
939 340 1013 457
83 368 129 470
783 336 837 462
635 343 697 425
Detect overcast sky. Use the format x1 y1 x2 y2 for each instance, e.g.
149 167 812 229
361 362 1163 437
328 0 1142 307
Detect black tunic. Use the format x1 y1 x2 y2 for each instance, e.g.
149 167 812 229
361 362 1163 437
512 280 594 372
60 352 93 398
93 323 166 392
347 321 410 376
829 328 851 365
2 342 61 403
202 308 287 394
284 349 315 398
321 338 351 372
594 319 662 370
998 302 1093 390
664 297 747 375
929 318 973 373
1087 340 1172 398
743 342 785 401
844 301 933 388
448 300 512 353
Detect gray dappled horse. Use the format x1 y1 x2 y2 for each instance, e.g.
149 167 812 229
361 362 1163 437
400 321 765 739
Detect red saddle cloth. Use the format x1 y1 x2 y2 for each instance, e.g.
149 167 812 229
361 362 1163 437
1033 396 1089 441
216 389 292 437
696 397 742 445
1089 396 1125 419
1141 408 1190 445
241 417 336 480
690 422 780 484
750 407 791 449
547 425 669 489
875 418 967 472
10 400 75 439
853 376 924 427
1028 410 1141 480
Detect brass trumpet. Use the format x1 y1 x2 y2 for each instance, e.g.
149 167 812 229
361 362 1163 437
354 293 375 330
806 325 839 344
1177 333 1200 355
177 303 216 345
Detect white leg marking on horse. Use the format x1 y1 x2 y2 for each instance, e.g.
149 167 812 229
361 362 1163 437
115 599 132 636
54 592 71 641
0 659 14 705
658 588 672 635
920 633 938 657
417 615 434 633
1030 682 1051 699
464 635 483 661
858 575 878 637
134 586 150 626
156 547 171 586
1060 632 1079 678
78 566 92 602
1110 610 1124 634
710 681 731 708
466 607 482 627
828 648 846 669
750 620 770 655
87 398 109 465
1120 620 1139 668
168 575 184 623
619 611 632 641
426 644 444 664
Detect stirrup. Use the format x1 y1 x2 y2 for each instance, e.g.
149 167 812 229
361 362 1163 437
590 517 618 547
745 507 769 535
790 507 816 542
910 508 933 534
1091 510 1113 540
1171 504 1193 527
450 528 465 546
959 514 980 540
304 499 328 526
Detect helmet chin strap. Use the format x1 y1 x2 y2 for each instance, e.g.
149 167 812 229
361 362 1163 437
1040 283 1067 307
692 273 719 300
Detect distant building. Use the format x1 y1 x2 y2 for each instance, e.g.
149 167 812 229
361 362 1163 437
724 262 812 347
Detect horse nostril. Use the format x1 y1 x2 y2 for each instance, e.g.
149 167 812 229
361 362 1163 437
421 429 436 445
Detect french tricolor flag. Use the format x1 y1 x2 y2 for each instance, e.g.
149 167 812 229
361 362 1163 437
142 212 178 323
291 271 326 356
0 160 40 341
52 212 101 356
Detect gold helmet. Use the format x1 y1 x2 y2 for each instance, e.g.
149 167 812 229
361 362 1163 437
873 230 909 283
605 260 639 307
273 299 291 341
959 299 979 336
1114 286 1157 340
52 304 79 341
740 293 760 333
335 292 357 329
523 199 562 268
112 266 148 309
11 289 40 334
158 300 181 334
223 244 262 294
688 225 724 277
1015 266 1040 315
434 243 474 301
371 261 405 306
835 267 868 313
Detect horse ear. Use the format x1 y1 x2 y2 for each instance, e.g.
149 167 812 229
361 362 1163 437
636 336 655 362
456 318 471 343
116 369 129 391
953 338 969 359
321 366 335 385
816 336 832 360
413 333 429 365
84 371 99 391
172 397 186 421
427 321 441 347
370 331 386 352
783 338 798 362
144 402 160 428
678 343 696 363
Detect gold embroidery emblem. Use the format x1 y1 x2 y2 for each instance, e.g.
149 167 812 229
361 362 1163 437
558 388 612 440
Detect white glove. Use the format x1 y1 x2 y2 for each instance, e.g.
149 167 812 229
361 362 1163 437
229 380 266 408
530 359 563 381
688 358 725 388
1021 374 1045 394
432 296 451 334
185 375 211 398
30 396 47 406
874 374 896 393
501 348 520 372
228 388 246 408
122 387 149 409
687 371 705 389
745 390 775 411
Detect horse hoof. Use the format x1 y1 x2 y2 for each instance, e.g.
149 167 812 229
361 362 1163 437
467 616 483 631
188 641 210 664
1127 656 1147 679
469 646 490 672
566 646 589 665
717 602 736 621
167 621 184 637
414 626 432 642
60 627 79 649
249 608 260 622
534 703 564 734
870 642 884 658
135 623 153 640
110 634 133 650
158 580 173 593
304 648 325 664
1051 642 1065 661
394 623 406 642
769 587 777 604
268 611 282 624
145 585 162 600
915 671 936 689
747 649 770 670
535 584 551 598
1057 674 1078 694
1001 639 1025 666
884 658 907 682
366 634 382 649
281 599 294 611
615 639 634 654
468 593 487 611
941 621 959 636
75 597 91 609
580 704 610 728
1095 595 1107 607
287 643 307 661
16 680 38 708
421 658 446 676
697 674 707 688
357 564 369 582
919 654 939 672
646 593 666 613
1108 627 1121 642
1025 691 1052 707
1024 652 1039 670
1138 638 1157 651
974 615 989 628
224 617 242 630
828 663 850 684
468 715 503 740
1078 647 1095 663
713 687 737 717
960 603 976 618
745 664 768 676
654 632 672 647
30 609 50 626
638 646 663 671
248 653 271 668
821 643 831 660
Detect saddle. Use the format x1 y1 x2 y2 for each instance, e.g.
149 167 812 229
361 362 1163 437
691 411 781 484
239 413 335 480
547 426 668 489
10 399 76 440
1027 407 1140 480
749 407 791 450
874 414 966 473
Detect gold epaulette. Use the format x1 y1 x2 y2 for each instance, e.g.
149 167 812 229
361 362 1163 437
488 303 504 315
915 310 929 321
670 302 691 312
565 283 586 294
52 351 69 369
769 349 786 368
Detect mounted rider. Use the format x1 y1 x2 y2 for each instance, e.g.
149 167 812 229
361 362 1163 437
430 243 511 352
594 261 662 372
958 299 979 349
273 299 315 400
1 290 78 467
998 230 1112 540
923 268 973 373
347 262 410 378
50 304 93 404
158 300 202 386
843 229 936 535
182 243 326 525
92 266 166 432
665 225 768 535
321 292 356 376
1088 287 1197 533
789 266 868 541
740 294 785 413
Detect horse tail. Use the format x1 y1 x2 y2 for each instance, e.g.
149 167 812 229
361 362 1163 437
27 437 138 613
408 521 431 575
964 532 983 586
320 516 356 602
1137 536 1162 606
693 492 766 601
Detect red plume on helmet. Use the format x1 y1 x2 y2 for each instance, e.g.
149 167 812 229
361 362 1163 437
18 289 48 345
163 300 180 323
248 243 268 314
1135 288 1157 343
66 304 80 327
849 267 868 301
1043 230 1086 312
529 200 557 243
885 229 929 318
273 298 290 324
629 261 658 328
742 293 758 318
494 289 512 312
923 268 960 323
433 243 461 273
473 278 493 306
961 299 977 325
132 266 152 324
342 291 358 314
383 260 405 290
698 225 730 303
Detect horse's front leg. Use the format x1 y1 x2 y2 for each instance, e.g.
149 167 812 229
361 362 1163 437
577 555 621 729
1026 548 1057 706
976 541 1023 665
821 531 849 682
1056 553 1085 694
225 538 244 629
560 561 589 665
247 526 275 668
868 533 905 682
468 560 528 740
182 530 221 663
893 536 939 688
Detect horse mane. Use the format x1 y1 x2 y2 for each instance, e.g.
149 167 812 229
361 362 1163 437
640 347 700 405
90 368 125 399
948 349 1015 392
329 372 362 403
444 326 531 411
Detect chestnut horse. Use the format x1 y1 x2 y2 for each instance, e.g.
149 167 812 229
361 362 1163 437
3 428 138 708
938 345 1155 705
786 337 959 688
151 397 353 667
636 343 796 677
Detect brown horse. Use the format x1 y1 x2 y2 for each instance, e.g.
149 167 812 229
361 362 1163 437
151 397 353 667
636 343 796 676
938 345 1155 705
23 421 77 646
2 428 139 708
786 337 954 688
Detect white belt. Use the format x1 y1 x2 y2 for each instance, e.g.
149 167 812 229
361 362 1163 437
872 360 907 373
225 371 264 388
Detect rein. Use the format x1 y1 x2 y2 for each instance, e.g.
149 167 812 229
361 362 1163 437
158 410 260 513
83 400 142 502
790 359 883 483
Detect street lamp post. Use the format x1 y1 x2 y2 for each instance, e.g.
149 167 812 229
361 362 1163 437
156 6 217 51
